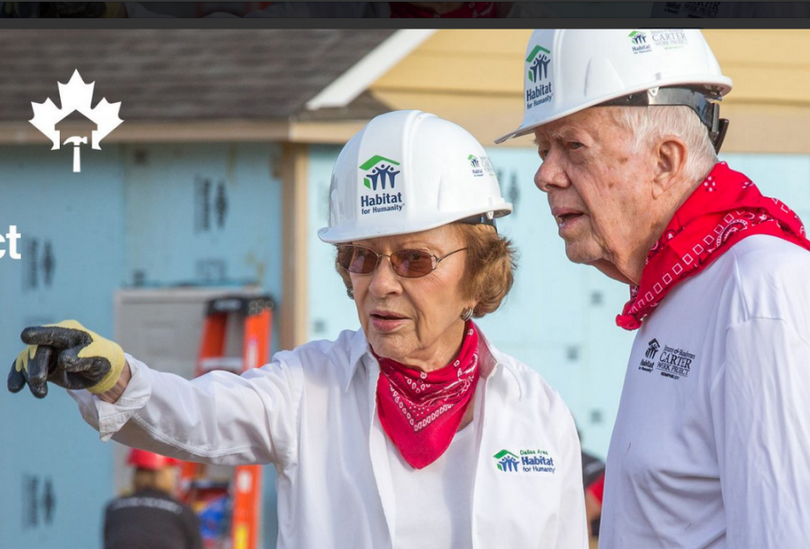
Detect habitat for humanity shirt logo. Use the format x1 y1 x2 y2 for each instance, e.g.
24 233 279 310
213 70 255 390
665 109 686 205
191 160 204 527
359 155 404 215
494 448 555 474
30 70 123 173
639 338 696 380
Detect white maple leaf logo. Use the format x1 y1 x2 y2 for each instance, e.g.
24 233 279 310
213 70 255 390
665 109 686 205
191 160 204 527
30 70 123 172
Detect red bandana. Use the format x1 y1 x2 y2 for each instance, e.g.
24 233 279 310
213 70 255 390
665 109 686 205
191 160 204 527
375 321 480 469
617 162 810 330
389 2 496 18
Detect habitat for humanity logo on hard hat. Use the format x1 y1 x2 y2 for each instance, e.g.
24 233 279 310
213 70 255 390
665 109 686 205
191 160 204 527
525 44 552 111
629 31 652 54
30 70 123 173
468 154 495 178
359 155 404 216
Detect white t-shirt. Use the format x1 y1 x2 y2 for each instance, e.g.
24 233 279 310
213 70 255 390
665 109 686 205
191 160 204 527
600 235 810 548
388 421 477 549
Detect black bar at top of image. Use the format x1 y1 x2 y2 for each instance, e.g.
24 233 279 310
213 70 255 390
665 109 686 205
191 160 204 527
1 2 810 29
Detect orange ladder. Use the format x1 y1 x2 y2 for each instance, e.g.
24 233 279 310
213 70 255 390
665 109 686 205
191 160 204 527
180 294 274 549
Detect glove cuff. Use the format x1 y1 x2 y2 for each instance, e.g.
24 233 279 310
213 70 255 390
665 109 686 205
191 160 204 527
86 340 125 394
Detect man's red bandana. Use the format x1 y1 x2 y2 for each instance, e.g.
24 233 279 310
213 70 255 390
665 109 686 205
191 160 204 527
617 162 810 330
375 321 480 469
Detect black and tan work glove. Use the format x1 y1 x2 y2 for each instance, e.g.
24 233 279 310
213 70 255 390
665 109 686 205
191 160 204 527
8 320 125 399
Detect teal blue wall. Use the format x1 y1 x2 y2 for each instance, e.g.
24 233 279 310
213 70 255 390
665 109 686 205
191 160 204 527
306 148 810 461
0 145 125 549
307 145 362 340
122 143 283 300
0 142 284 549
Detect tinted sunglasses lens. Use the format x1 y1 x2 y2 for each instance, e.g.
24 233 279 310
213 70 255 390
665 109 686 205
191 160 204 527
391 250 434 278
338 246 377 274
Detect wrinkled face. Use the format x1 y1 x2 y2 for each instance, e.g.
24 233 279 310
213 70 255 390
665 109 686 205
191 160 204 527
533 108 657 281
349 224 473 371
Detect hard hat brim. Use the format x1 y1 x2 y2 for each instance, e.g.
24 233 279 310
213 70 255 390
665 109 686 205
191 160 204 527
495 77 733 145
318 204 513 244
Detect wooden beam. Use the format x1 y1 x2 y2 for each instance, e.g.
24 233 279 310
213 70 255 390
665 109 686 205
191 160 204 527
0 120 367 145
0 120 291 145
279 142 309 351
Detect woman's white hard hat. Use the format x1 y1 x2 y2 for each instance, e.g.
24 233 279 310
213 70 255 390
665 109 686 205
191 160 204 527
496 29 734 147
318 110 513 244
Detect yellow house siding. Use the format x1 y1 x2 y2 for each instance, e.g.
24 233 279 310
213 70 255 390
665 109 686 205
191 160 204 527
704 30 810 107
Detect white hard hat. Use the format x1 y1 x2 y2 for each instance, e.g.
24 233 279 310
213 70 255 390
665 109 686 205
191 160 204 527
318 110 512 244
496 29 733 150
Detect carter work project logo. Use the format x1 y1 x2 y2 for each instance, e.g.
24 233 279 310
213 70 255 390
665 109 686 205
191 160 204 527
629 31 652 54
30 70 123 173
638 339 696 380
494 448 556 474
650 30 689 50
656 345 695 380
525 45 553 109
359 155 403 215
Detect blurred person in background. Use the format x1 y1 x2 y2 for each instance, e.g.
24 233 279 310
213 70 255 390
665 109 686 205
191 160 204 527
583 470 604 540
104 449 202 549
498 29 810 548
580 449 604 539
9 110 588 548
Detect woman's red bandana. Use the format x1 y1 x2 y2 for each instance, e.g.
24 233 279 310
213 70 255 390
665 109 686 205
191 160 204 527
617 162 810 330
389 2 496 18
375 321 480 469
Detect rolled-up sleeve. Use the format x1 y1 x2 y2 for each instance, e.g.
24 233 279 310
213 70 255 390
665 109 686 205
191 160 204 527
70 352 304 467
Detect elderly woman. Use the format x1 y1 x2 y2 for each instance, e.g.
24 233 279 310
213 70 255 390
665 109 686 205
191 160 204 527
9 110 587 548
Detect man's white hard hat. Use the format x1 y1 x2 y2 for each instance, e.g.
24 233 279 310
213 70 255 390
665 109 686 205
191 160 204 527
318 110 513 244
496 29 734 148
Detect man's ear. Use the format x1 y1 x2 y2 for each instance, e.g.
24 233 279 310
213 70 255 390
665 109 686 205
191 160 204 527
651 137 687 200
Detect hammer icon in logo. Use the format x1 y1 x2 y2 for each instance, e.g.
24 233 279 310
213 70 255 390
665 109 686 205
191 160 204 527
63 136 87 173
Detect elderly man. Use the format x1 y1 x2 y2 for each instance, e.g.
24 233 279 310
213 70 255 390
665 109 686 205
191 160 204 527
498 29 810 548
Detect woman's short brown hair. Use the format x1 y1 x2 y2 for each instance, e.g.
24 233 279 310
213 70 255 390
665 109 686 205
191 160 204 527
335 222 517 318
454 223 517 317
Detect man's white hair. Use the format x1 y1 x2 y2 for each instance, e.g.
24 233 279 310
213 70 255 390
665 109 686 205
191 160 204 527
611 106 718 185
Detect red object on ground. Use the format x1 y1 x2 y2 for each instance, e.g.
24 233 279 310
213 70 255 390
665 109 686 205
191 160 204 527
587 472 605 504
128 449 179 470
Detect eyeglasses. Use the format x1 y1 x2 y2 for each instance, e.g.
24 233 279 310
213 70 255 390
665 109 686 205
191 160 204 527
336 245 467 278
